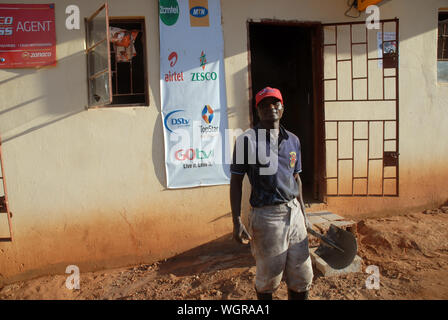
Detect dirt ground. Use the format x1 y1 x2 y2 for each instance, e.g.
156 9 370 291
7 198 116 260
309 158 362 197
1 207 448 300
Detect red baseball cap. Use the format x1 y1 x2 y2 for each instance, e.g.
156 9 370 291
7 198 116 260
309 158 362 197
255 87 283 108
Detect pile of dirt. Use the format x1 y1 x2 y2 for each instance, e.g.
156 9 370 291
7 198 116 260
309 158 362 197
1 207 448 300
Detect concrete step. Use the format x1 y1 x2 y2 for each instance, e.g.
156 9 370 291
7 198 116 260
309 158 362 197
307 211 357 248
310 247 362 277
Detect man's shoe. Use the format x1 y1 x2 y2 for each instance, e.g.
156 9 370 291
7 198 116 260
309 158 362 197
288 289 309 300
256 291 273 300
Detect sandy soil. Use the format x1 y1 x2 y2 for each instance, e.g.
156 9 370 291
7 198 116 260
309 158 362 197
1 207 448 300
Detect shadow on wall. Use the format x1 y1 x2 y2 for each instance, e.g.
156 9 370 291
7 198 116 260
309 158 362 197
0 50 87 144
0 0 97 143
152 114 167 187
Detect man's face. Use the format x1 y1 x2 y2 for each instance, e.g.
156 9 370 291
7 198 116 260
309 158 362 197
257 97 284 122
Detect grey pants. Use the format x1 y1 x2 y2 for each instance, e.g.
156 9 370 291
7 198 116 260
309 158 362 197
248 198 313 293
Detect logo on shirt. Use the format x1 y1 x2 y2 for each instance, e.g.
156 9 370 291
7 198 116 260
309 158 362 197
289 152 297 168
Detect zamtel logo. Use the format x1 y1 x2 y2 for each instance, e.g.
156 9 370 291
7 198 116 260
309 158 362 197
164 110 190 133
190 6 208 18
159 0 179 26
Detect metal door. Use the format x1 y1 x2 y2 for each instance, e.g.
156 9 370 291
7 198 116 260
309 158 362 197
322 19 399 197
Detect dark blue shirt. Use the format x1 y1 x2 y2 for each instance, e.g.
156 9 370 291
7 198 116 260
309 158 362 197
230 124 302 208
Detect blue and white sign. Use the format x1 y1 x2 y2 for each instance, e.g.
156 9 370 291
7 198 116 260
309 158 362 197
159 0 230 188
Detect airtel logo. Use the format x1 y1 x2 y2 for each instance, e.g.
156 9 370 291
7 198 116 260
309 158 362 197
168 51 178 67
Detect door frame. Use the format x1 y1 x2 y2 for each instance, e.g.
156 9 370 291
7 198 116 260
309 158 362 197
246 19 326 202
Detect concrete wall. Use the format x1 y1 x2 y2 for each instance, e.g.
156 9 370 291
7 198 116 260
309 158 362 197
1 0 447 284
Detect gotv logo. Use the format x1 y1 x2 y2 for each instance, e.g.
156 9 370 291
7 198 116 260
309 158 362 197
165 51 184 82
164 109 190 133
175 148 214 161
190 50 217 82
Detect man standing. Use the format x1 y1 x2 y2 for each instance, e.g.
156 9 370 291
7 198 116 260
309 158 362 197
230 87 313 300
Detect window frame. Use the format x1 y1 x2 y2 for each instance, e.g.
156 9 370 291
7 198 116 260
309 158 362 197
85 4 149 109
108 17 149 107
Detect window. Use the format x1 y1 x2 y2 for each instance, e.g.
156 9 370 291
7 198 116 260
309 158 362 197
438 10 448 82
85 4 148 108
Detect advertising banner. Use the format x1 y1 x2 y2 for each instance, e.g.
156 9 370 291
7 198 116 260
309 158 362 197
159 0 230 189
0 3 56 69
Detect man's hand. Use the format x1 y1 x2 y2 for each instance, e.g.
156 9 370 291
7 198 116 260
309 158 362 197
232 217 252 244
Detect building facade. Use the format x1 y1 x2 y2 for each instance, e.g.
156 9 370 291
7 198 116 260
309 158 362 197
0 0 447 284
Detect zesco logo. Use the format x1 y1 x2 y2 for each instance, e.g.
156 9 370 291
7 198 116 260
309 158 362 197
191 72 217 81
190 50 218 82
164 109 191 133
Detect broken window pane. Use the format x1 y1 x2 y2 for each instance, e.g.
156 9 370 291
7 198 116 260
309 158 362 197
89 72 111 106
86 3 112 107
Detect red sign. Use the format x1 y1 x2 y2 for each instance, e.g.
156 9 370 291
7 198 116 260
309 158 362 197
0 3 56 69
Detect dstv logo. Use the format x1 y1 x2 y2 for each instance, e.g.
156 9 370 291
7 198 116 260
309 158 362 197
190 6 208 18
164 109 191 133
171 118 189 125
